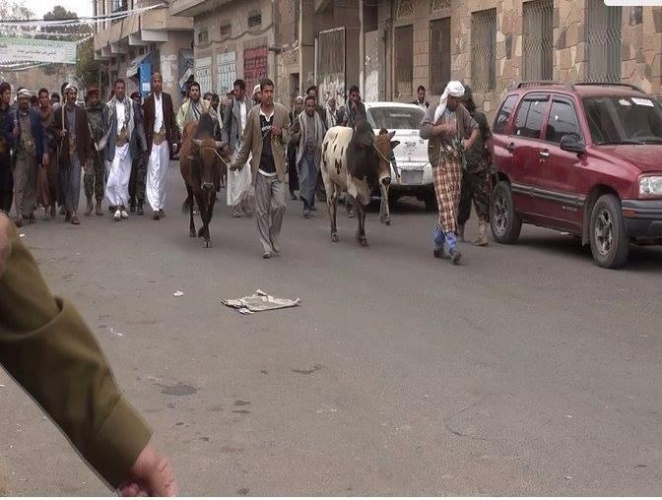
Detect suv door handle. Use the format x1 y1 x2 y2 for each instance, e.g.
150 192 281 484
539 150 550 160
506 142 516 153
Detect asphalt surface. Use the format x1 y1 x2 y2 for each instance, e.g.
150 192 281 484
1 162 661 496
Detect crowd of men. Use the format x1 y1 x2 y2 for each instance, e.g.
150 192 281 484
0 72 491 264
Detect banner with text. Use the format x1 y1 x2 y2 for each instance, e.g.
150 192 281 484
0 37 77 64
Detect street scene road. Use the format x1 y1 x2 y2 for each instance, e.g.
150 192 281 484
1 164 661 495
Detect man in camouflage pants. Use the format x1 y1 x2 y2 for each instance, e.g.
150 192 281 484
457 86 492 246
85 87 106 216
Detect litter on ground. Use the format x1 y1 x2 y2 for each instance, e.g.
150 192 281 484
223 289 301 313
174 291 185 297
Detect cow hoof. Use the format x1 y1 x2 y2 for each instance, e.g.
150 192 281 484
204 240 213 248
331 233 339 243
383 219 391 226
358 237 369 247
189 230 196 238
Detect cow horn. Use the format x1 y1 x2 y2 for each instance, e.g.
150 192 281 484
387 130 396 140
215 141 226 150
192 139 202 147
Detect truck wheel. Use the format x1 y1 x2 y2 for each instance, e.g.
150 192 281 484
490 181 522 244
424 191 437 212
589 194 629 269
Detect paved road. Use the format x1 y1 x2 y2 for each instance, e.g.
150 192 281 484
1 163 661 495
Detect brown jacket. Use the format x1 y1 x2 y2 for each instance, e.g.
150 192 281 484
419 103 478 167
51 105 93 167
0 214 151 489
142 92 178 156
233 103 291 185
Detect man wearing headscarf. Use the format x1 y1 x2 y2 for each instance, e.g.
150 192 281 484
325 96 339 129
420 81 479 265
12 88 48 227
457 86 493 246
102 79 147 222
142 72 178 220
50 84 93 225
0 82 15 214
85 86 106 216
251 84 262 107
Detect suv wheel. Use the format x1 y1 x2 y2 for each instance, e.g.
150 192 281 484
490 181 522 244
589 194 629 269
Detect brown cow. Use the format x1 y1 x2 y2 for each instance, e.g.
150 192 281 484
179 113 226 248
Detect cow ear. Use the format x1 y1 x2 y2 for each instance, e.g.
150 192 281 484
387 130 396 140
390 140 400 150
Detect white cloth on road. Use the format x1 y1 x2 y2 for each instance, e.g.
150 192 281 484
146 141 169 211
223 289 301 313
105 143 131 207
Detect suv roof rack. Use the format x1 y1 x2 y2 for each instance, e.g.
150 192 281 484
575 82 645 93
515 80 576 91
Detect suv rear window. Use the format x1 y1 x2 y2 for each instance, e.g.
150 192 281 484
493 95 517 134
514 97 549 139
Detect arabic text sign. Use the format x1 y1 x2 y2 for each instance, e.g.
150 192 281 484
0 37 77 65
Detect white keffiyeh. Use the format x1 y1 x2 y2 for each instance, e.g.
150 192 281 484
433 81 466 123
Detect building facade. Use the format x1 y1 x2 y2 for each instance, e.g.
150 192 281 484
377 0 662 118
93 0 193 107
171 0 278 103
126 0 661 121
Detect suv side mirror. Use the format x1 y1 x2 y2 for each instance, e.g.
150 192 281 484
560 134 586 154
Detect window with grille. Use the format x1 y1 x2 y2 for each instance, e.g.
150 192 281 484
394 25 414 99
522 0 553 81
471 9 497 92
586 0 622 83
220 23 231 38
248 11 262 29
430 17 451 95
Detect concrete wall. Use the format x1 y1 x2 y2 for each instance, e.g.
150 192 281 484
159 31 193 109
193 0 275 101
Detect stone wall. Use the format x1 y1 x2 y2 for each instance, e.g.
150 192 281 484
381 0 662 120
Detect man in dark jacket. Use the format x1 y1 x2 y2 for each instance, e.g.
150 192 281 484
102 79 147 221
51 84 93 225
12 88 48 227
0 82 14 214
142 73 178 220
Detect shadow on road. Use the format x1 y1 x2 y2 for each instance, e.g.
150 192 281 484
517 232 662 273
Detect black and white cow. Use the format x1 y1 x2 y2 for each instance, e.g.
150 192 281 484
321 120 400 246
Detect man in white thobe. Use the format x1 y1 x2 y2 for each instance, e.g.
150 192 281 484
142 73 178 220
102 79 146 221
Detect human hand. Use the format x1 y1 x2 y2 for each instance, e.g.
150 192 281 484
272 125 282 137
42 153 49 166
118 442 177 497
